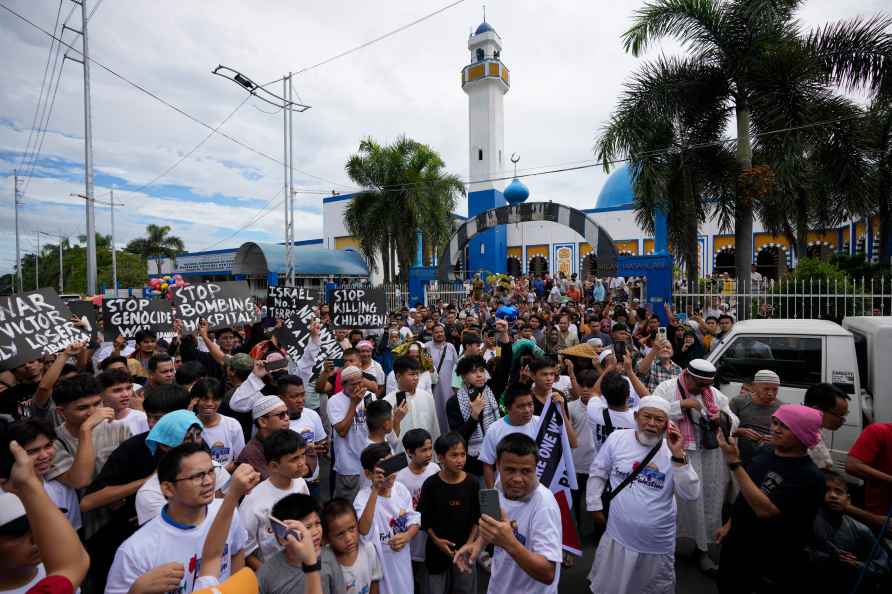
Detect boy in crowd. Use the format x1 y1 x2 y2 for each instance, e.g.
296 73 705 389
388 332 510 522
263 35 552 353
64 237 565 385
418 433 480 594
395 428 440 593
256 494 346 594
322 498 382 594
479 383 541 488
385 357 440 445
568 369 595 531
354 443 420 594
106 443 248 594
279 374 329 500
328 366 372 501
587 371 637 460
98 368 149 436
192 377 245 471
240 429 310 570
366 399 402 454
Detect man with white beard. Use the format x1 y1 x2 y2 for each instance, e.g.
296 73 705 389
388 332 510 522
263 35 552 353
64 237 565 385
586 396 701 594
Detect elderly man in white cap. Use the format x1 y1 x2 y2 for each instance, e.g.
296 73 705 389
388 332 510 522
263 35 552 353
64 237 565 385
730 370 781 465
234 395 290 480
586 395 701 594
326 366 373 501
652 358 738 575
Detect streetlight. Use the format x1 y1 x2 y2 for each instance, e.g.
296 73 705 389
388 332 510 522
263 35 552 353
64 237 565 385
212 65 310 286
70 192 124 295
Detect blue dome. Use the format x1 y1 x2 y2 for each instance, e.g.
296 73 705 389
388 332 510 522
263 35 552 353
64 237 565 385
595 165 635 209
503 178 529 205
474 21 495 35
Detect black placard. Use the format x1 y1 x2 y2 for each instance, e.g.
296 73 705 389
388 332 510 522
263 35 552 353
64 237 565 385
68 301 99 343
0 289 91 370
331 287 387 329
268 286 343 375
173 281 258 333
103 298 174 340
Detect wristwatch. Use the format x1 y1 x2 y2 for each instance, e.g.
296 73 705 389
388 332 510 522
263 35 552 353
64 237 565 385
302 559 322 574
727 461 742 471
671 455 687 465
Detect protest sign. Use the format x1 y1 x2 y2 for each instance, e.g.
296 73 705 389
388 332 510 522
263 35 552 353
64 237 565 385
331 287 387 329
174 281 257 333
103 298 174 340
0 289 91 370
269 286 343 375
67 301 99 343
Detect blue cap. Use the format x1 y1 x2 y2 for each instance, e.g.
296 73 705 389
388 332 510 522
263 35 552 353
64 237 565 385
146 410 203 455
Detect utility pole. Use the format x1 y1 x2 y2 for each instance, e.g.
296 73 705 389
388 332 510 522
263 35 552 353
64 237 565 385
110 188 118 295
64 0 97 295
13 170 23 294
35 232 40 289
37 231 65 293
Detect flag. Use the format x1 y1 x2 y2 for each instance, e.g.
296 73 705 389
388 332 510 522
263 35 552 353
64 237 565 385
535 397 582 556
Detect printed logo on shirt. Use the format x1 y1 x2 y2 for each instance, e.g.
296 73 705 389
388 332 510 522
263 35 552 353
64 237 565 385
344 575 370 594
210 442 230 463
379 509 411 544
613 461 666 491
180 544 230 594
510 520 527 546
760 471 784 495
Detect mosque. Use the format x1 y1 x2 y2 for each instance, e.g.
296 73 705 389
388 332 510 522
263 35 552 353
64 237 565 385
151 19 886 289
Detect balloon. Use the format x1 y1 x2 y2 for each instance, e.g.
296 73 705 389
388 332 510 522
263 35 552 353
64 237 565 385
149 278 161 288
160 283 169 290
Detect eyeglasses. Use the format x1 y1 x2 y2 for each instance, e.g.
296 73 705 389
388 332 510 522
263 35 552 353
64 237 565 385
173 467 216 485
265 410 289 420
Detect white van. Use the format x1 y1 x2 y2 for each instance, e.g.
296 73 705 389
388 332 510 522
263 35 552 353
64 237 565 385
706 319 871 471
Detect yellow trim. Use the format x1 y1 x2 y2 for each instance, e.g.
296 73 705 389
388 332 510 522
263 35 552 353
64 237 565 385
335 236 361 251
467 64 485 81
644 239 655 254
488 63 499 77
614 240 638 255
526 244 548 259
754 233 790 252
501 66 510 84
578 242 592 258
507 246 522 259
713 235 735 252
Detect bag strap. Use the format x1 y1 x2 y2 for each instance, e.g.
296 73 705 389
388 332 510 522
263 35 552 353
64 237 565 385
603 440 662 504
602 408 614 435
436 345 448 374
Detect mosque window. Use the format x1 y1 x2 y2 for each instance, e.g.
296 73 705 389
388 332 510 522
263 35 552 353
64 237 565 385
494 50 500 61
476 48 484 62
478 149 483 161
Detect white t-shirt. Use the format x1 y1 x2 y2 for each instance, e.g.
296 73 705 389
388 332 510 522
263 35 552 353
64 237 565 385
553 375 572 395
589 429 683 554
45 478 81 530
358 434 402 493
106 499 248 594
341 541 382 594
327 391 370 476
568 399 594 474
114 409 149 437
478 416 541 466
395 462 440 561
202 414 246 468
136 464 231 526
385 371 433 395
289 408 327 482
489 484 563 594
353 483 420 594
238 477 309 561
3 564 46 594
586 398 637 461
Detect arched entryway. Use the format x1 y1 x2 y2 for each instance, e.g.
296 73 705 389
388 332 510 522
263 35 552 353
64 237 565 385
806 242 833 260
529 256 548 276
506 257 522 277
756 246 785 280
714 247 736 277
580 253 597 279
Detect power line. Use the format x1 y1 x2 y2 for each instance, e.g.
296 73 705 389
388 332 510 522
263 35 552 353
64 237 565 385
88 0 105 21
197 188 286 251
21 51 67 197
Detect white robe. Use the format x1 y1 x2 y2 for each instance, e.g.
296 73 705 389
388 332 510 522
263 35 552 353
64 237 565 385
652 379 739 552
424 340 458 436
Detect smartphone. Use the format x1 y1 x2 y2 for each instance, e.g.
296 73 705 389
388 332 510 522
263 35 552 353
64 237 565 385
377 452 409 476
265 358 289 372
363 392 375 410
614 340 626 359
479 488 501 520
658 327 667 338
269 515 301 542
396 391 407 407
468 387 481 402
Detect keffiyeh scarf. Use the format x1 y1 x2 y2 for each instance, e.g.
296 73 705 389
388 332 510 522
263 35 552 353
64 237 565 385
457 384 500 457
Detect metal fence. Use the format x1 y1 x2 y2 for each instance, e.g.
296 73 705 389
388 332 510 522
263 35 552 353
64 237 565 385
673 277 891 322
424 282 469 307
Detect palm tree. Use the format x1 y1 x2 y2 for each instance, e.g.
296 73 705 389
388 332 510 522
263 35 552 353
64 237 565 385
596 56 737 290
125 224 185 275
623 0 892 298
344 136 464 282
862 96 892 265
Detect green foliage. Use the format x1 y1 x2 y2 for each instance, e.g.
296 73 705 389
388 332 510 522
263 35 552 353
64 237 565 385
125 224 185 275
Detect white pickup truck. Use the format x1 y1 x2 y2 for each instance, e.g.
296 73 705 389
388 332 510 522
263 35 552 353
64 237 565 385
706 317 892 469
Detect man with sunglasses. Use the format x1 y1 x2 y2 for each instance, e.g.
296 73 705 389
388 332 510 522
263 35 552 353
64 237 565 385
106 442 248 594
234 396 291 481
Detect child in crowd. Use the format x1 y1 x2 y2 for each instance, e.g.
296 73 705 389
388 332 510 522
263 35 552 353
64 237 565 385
807 470 891 591
479 383 540 488
192 377 245 472
568 369 596 531
322 498 382 594
239 429 309 570
98 368 148 436
256 493 345 594
360 400 402 492
418 433 480 594
395 429 439 593
354 443 420 594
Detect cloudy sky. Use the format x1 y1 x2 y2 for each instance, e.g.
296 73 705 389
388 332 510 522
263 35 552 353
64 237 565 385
1 0 886 275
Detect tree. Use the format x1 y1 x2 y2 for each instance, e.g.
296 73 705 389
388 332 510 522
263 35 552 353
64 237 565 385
344 136 464 282
862 96 892 265
125 224 185 275
623 0 892 302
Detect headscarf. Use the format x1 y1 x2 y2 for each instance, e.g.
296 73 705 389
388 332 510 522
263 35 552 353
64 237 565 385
773 404 822 448
673 369 719 449
146 410 203 455
391 340 434 373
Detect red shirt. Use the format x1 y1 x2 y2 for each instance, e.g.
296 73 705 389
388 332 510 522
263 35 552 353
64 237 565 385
848 422 892 515
27 576 74 594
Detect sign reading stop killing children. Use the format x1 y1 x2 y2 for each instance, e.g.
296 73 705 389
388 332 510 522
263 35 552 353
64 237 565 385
0 288 91 370
331 287 387 329
174 281 258 333
268 286 343 374
103 298 174 340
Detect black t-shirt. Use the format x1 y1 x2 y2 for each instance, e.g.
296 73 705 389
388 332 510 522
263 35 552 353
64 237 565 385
418 473 481 573
725 448 825 574
1 381 38 418
87 431 156 526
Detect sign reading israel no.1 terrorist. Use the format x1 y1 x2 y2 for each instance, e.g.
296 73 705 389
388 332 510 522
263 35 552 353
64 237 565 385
103 298 174 340
331 288 387 329
268 286 343 375
0 288 91 370
174 281 258 333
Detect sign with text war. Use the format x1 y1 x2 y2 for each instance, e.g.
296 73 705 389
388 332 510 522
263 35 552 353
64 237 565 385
68 301 99 343
269 286 343 375
0 289 91 370
174 281 258 333
103 298 174 340
331 287 387 329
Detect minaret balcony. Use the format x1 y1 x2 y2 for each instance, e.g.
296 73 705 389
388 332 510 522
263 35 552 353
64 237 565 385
461 60 510 90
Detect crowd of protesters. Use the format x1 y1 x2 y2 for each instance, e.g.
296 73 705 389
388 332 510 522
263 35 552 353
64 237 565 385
1 270 890 594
